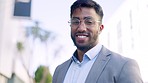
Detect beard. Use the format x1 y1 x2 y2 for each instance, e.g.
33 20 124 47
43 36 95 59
71 32 99 52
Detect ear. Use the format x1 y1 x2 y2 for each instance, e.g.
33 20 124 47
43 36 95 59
98 24 104 34
99 24 104 31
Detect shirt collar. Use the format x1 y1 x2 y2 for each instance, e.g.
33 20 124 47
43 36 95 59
85 43 102 60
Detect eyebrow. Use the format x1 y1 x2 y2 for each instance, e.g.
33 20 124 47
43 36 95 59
84 16 93 19
72 16 93 20
71 17 80 20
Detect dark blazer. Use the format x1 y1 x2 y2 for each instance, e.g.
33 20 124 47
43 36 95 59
52 46 143 83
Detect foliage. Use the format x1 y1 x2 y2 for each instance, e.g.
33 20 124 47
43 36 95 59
35 66 44 82
16 41 24 52
45 73 52 83
34 66 52 83
26 21 54 42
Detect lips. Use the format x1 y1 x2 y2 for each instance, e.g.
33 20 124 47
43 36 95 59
76 32 89 36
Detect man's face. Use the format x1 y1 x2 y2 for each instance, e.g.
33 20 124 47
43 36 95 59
70 7 104 51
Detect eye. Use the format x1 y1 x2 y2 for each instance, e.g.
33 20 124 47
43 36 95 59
85 20 93 25
71 20 80 25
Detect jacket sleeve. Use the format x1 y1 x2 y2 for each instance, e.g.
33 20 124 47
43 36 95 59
117 59 143 83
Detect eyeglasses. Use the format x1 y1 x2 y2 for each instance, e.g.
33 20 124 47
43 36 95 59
68 18 101 28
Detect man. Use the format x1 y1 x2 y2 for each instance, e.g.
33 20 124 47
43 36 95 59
52 0 143 83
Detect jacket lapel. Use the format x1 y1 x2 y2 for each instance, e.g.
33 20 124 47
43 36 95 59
85 46 111 83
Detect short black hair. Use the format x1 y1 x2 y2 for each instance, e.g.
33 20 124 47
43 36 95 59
70 0 104 20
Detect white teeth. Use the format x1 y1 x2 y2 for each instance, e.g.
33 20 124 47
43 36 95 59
78 36 87 38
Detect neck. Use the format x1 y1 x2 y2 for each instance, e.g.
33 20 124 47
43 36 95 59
77 49 84 62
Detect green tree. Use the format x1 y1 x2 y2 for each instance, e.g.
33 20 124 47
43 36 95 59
34 66 52 83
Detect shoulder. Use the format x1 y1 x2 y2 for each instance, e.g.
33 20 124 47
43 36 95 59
109 50 137 66
55 59 72 71
102 46 138 69
110 50 136 65
107 48 141 78
101 46 134 63
99 47 143 82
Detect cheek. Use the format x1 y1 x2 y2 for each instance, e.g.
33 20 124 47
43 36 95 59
92 27 99 34
96 25 102 34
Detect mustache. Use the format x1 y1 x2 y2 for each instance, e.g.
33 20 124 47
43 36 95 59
75 32 90 36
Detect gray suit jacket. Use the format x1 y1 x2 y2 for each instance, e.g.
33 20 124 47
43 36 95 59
52 46 143 83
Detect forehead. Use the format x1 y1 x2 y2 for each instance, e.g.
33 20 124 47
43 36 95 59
71 7 100 19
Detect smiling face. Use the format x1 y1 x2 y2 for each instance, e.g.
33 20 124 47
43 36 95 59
71 7 104 52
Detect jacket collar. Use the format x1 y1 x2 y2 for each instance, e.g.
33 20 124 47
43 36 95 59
85 46 111 83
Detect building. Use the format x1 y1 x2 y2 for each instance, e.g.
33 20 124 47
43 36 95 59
100 0 148 82
0 0 33 82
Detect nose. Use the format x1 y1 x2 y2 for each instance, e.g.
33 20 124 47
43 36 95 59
77 21 87 31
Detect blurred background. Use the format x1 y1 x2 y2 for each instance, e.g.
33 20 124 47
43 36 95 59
0 0 148 83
